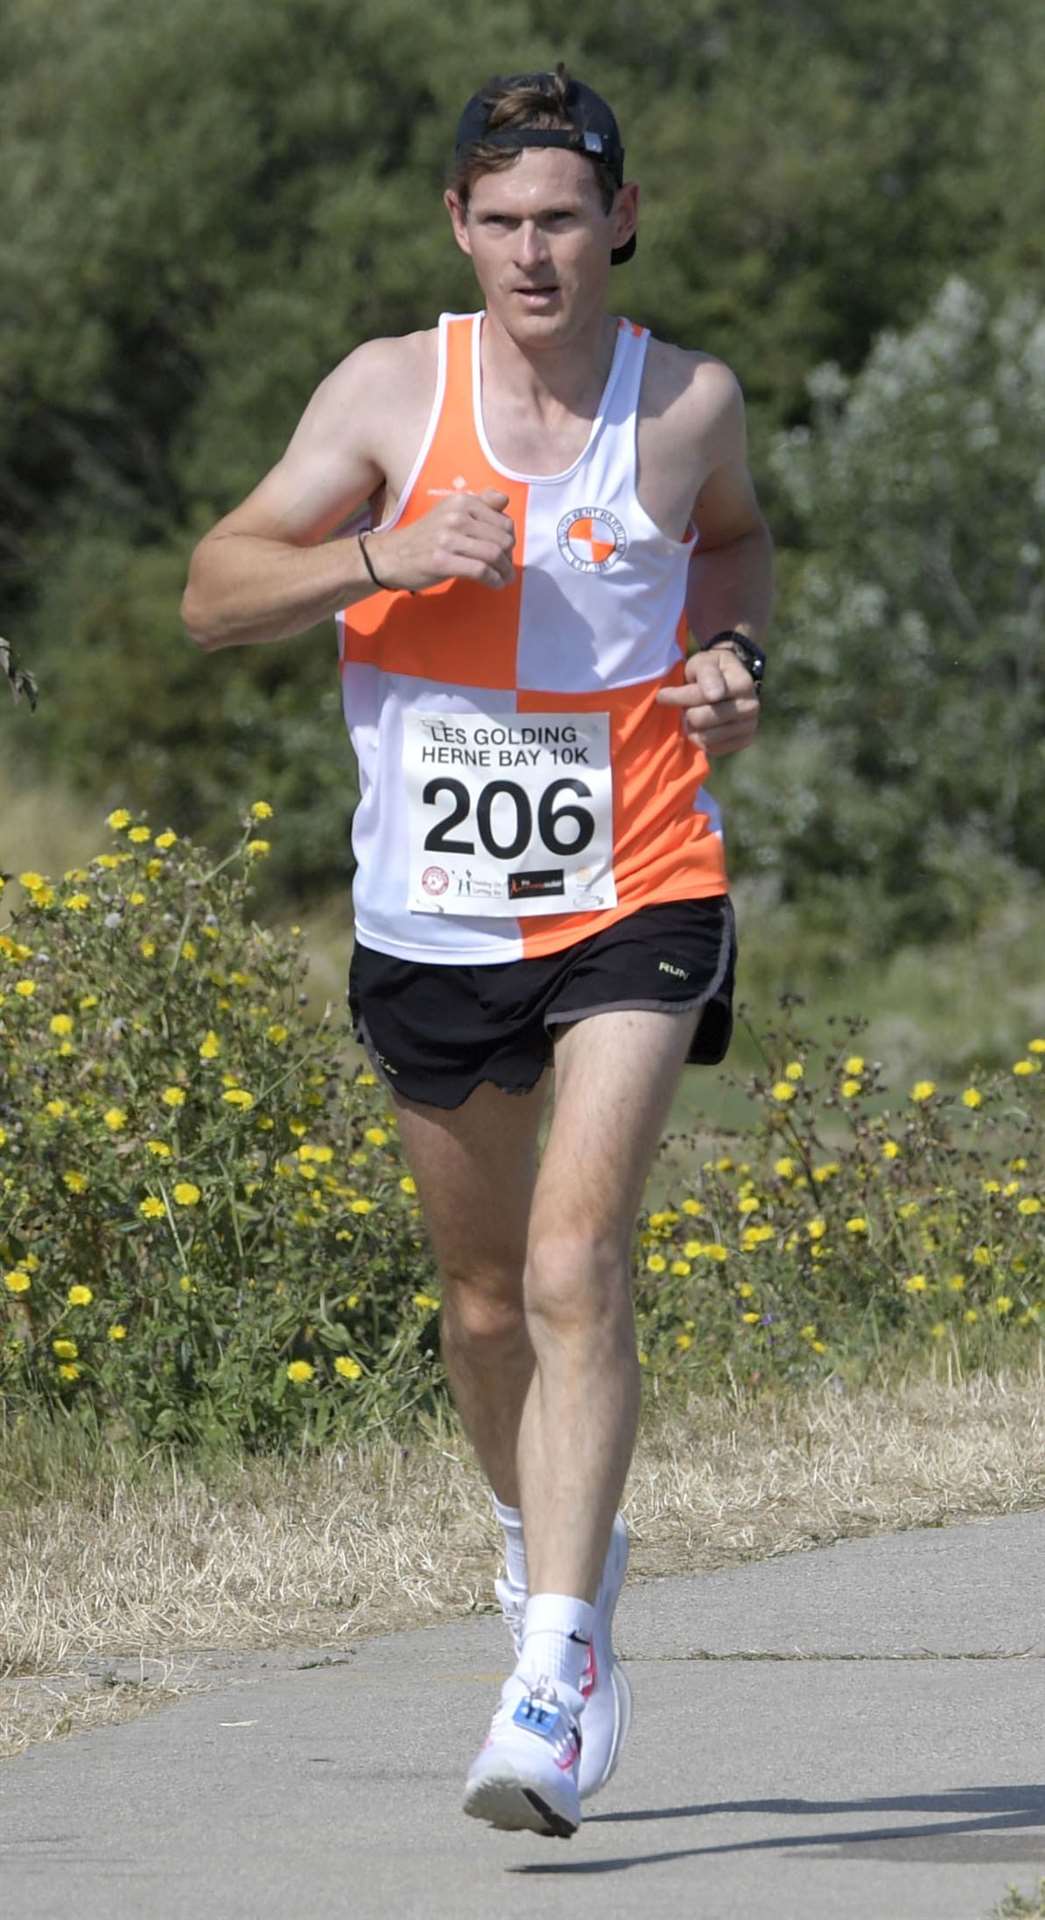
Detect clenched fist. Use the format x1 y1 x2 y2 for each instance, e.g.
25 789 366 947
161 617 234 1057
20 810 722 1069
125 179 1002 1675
655 646 761 756
362 489 516 593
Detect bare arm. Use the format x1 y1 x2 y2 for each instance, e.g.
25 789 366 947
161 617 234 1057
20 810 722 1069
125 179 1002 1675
657 363 774 755
181 337 517 652
181 340 390 650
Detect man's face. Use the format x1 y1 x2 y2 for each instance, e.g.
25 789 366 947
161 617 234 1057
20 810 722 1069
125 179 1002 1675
446 148 638 342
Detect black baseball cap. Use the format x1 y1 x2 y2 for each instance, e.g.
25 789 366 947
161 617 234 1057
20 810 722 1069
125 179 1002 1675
454 72 635 266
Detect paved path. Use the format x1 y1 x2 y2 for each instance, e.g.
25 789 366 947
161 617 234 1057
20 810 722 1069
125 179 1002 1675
3 1512 1044 1919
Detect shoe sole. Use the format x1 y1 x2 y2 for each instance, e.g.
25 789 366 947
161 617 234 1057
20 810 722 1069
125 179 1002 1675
463 1771 578 1839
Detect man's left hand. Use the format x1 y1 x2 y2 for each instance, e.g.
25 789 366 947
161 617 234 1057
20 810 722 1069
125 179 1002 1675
655 648 761 756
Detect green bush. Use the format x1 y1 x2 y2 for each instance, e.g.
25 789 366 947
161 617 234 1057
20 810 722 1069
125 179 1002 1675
0 808 441 1447
2 812 1043 1451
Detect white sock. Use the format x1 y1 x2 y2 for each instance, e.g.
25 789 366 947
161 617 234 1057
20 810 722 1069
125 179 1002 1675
492 1494 528 1593
520 1592 596 1699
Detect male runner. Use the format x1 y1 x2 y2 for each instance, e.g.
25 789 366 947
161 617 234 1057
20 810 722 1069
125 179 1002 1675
182 66 773 1840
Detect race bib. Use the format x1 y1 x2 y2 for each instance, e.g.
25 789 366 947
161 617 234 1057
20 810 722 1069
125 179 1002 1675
403 711 617 916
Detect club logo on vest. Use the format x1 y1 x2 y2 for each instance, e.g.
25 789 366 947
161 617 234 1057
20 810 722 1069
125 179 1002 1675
556 506 628 574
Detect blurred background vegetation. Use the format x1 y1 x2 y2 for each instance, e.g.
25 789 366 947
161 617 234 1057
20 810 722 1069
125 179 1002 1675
2 0 1044 1073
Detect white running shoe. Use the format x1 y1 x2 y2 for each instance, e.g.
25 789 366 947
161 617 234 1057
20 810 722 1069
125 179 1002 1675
463 1675 583 1838
494 1513 633 1801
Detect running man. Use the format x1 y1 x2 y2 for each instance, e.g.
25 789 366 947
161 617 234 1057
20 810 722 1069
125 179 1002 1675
182 66 773 1840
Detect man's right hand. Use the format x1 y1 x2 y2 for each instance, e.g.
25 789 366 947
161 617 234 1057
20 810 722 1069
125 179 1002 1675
363 489 516 593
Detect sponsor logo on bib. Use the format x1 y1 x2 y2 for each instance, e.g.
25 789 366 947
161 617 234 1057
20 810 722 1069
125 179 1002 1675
557 506 627 574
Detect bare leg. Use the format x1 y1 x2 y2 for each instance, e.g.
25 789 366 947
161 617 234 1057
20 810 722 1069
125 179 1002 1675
517 1008 699 1601
393 1074 550 1505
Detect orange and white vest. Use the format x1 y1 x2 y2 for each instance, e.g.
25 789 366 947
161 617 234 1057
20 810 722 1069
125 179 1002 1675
337 311 727 963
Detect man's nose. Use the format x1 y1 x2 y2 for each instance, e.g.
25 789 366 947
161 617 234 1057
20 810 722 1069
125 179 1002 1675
515 221 549 267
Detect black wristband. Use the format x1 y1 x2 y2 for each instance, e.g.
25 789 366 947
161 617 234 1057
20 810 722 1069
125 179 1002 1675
358 530 413 595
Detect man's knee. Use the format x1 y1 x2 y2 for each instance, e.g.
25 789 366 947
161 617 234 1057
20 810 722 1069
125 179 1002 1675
439 1265 527 1348
523 1228 631 1338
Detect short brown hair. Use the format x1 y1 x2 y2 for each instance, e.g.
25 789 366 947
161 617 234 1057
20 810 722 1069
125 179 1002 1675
448 64 617 215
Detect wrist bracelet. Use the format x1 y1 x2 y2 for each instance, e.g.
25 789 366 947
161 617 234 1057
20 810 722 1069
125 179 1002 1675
358 530 413 595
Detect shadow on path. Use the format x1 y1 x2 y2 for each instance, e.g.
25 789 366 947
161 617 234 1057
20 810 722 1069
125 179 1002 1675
512 1783 1045 1875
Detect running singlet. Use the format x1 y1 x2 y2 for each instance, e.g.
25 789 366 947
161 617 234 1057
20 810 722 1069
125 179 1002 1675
336 311 728 964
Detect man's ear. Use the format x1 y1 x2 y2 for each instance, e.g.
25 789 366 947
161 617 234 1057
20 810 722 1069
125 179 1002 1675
445 190 473 258
612 182 639 254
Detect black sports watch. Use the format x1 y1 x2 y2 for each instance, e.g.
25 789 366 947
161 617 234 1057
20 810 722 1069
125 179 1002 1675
699 629 766 696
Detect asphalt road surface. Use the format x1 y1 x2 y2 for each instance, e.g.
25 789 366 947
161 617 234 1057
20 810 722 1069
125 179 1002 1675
3 1511 1044 1919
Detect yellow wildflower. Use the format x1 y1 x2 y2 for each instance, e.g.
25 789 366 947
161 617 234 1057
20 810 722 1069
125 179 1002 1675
741 1311 760 1325
79 993 98 1010
646 1253 667 1273
287 1360 315 1384
154 830 177 849
108 1324 128 1341
139 1197 165 1219
962 1088 983 1109
67 1284 93 1306
982 1179 1001 1195
771 1081 796 1102
898 1200 920 1219
1017 1197 1042 1216
675 1332 693 1351
103 1108 127 1132
335 1355 362 1380
413 1292 440 1311
222 1089 255 1109
844 1055 865 1075
173 1182 201 1207
1029 1039 1045 1054
266 1024 289 1045
737 1195 761 1215
139 939 156 959
841 1078 862 1098
904 1274 928 1292
106 809 131 830
846 1217 869 1234
364 1127 389 1146
784 1061 804 1081
881 1140 900 1160
909 1080 936 1102
199 1031 220 1060
774 1157 797 1179
58 1363 81 1381
246 839 271 858
399 1175 417 1196
64 893 91 911
53 1339 78 1359
63 1170 89 1193
161 1086 187 1107
250 800 274 819
14 980 36 998
972 1246 992 1267
704 1243 729 1262
18 870 45 890
147 1140 173 1157
1012 1060 1038 1077
4 1271 31 1294
350 1197 374 1215
670 1259 692 1277
807 1218 827 1241
46 1099 69 1118
49 1013 75 1037
992 1295 1013 1315
813 1162 840 1184
128 826 151 844
681 1197 703 1215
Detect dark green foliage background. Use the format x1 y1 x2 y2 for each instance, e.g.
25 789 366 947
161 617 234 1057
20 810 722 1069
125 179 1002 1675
2 0 1043 937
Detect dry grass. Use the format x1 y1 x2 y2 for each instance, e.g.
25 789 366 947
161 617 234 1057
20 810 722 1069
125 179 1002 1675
3 1369 1044 1758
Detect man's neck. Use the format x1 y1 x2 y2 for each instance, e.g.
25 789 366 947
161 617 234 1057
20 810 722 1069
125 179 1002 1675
479 308 619 426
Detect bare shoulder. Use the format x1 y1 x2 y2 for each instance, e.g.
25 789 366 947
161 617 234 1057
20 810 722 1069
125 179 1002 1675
642 336 745 438
308 327 438 432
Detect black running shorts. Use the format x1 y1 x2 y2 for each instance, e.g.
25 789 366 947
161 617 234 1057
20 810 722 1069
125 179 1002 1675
347 896 737 1110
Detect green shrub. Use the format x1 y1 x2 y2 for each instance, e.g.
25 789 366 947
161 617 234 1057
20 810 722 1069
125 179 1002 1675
0 807 440 1447
2 812 1043 1450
